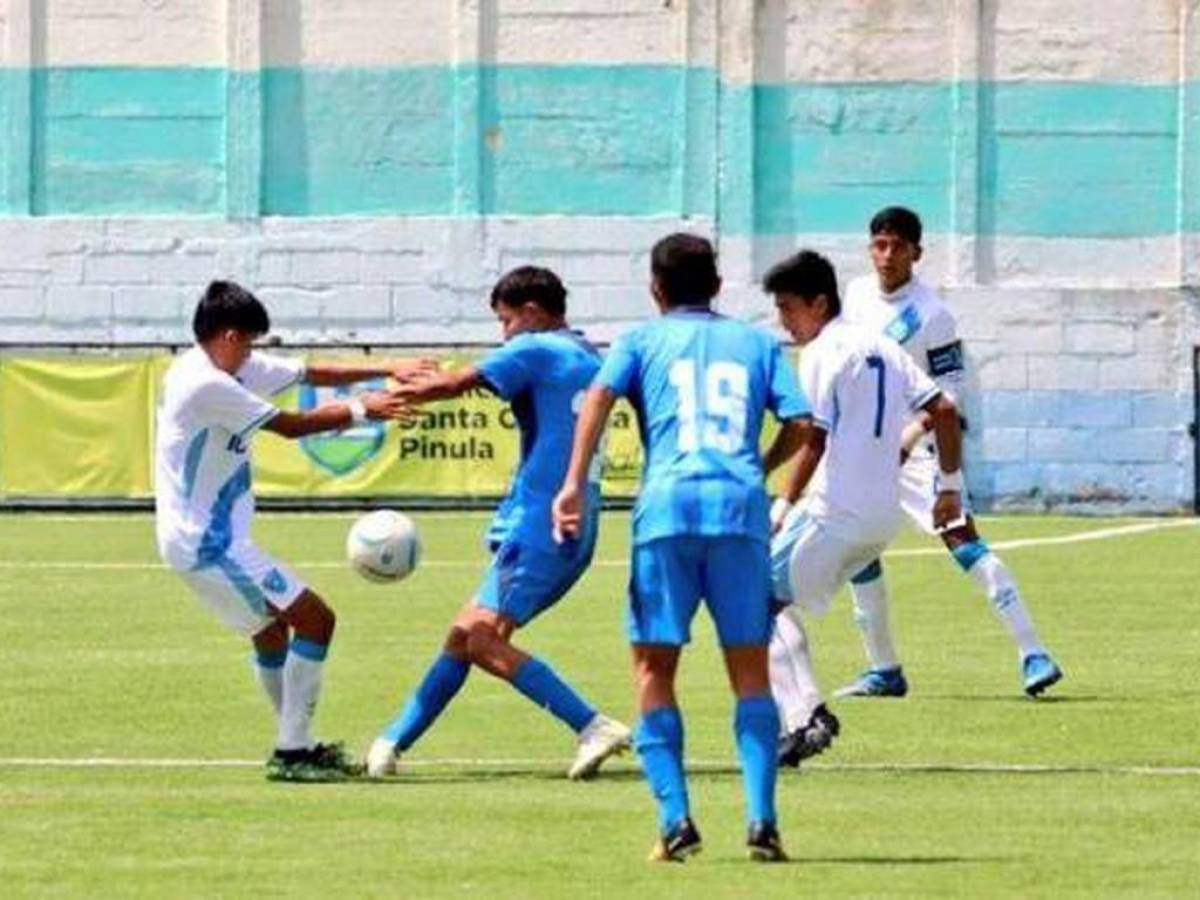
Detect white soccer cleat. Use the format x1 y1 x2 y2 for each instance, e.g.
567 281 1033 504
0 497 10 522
568 714 632 780
365 737 400 778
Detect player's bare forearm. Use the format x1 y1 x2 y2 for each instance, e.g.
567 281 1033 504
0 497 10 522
395 367 484 405
265 391 409 438
780 423 826 504
304 358 437 387
925 394 963 474
564 386 616 489
764 417 809 475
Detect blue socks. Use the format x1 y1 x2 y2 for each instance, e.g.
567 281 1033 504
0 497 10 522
735 695 779 826
382 653 470 749
511 657 596 733
636 706 690 833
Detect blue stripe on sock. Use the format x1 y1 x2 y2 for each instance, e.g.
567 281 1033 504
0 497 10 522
952 540 990 572
255 649 287 669
511 658 596 733
850 559 883 584
290 638 328 662
734 694 779 826
636 706 689 834
382 653 470 750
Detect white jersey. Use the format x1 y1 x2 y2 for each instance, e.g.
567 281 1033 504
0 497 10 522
155 347 304 570
800 319 940 544
842 274 964 400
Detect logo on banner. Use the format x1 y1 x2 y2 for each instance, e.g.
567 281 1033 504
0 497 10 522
298 381 386 476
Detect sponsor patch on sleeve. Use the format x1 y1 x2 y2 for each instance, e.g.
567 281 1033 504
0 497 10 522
927 340 964 377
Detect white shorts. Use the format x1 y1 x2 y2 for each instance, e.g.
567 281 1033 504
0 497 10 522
172 541 307 637
770 511 889 618
900 445 973 536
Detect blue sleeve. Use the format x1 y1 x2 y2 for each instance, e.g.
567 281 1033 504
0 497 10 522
476 337 534 400
594 331 640 397
767 339 811 421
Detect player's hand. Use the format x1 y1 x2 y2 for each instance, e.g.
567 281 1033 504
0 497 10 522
390 358 439 384
552 482 586 543
932 490 963 530
360 390 413 423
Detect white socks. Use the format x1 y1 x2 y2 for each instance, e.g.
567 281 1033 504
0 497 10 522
278 640 327 751
849 576 901 671
769 606 824 733
256 663 284 717
967 553 1044 658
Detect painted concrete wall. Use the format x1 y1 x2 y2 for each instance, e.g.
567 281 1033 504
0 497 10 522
0 0 1197 512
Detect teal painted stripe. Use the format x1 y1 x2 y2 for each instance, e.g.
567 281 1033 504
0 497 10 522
0 66 1195 235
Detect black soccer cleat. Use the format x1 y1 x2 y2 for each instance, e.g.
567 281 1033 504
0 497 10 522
746 821 788 862
778 703 841 768
648 817 703 862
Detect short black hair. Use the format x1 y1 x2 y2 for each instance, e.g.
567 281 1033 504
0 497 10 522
762 250 841 317
869 206 922 246
490 266 567 316
192 280 270 342
651 233 720 307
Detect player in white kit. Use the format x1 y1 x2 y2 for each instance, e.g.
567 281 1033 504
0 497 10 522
155 281 420 780
838 207 1062 698
761 250 966 765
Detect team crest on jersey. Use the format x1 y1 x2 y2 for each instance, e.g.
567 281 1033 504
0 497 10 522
298 381 386 476
884 304 922 345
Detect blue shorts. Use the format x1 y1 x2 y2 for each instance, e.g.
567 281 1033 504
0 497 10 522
476 533 596 627
627 536 772 647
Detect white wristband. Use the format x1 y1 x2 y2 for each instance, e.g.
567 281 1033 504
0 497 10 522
938 469 964 493
770 497 794 529
347 397 368 427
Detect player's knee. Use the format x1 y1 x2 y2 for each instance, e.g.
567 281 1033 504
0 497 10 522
444 626 470 659
464 622 503 665
285 591 336 643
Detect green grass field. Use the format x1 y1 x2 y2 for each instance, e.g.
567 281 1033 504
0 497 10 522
1 512 1197 898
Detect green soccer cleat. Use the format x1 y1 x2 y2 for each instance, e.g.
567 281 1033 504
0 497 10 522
265 746 353 783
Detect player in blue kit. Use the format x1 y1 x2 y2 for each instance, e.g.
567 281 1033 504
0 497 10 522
554 234 811 862
366 267 630 780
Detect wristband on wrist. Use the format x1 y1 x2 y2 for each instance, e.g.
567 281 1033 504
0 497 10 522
347 397 368 427
938 469 964 493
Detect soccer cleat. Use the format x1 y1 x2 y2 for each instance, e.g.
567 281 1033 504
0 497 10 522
568 714 632 780
746 821 788 862
310 741 360 776
778 703 841 768
834 666 908 698
648 818 703 863
265 747 350 783
365 737 401 778
1022 652 1063 697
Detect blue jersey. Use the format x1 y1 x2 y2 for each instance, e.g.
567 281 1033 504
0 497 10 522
477 329 603 552
596 308 810 546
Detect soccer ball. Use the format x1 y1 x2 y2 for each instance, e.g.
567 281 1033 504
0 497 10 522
346 509 421 583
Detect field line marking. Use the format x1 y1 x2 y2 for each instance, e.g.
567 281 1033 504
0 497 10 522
0 756 1195 777
0 519 1194 571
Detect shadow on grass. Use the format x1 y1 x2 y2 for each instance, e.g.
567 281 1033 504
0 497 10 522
796 855 1013 867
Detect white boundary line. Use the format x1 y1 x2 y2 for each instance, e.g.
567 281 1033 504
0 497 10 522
0 519 1194 571
0 756 1195 777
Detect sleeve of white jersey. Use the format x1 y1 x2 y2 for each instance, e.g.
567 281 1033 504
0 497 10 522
237 351 306 396
922 307 965 397
798 345 839 432
192 372 280 440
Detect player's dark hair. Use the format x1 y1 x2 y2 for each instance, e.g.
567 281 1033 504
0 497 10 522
869 206 923 246
490 266 567 317
762 250 841 317
192 280 270 342
651 233 720 308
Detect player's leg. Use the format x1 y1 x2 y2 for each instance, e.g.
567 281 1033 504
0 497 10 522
270 588 337 762
629 538 703 861
250 619 288 718
707 538 786 862
366 609 473 776
840 559 909 697
941 518 1063 696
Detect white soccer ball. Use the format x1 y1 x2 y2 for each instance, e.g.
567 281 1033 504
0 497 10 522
346 510 421 583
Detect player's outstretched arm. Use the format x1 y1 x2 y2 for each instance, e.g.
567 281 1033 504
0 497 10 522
922 393 964 528
393 365 484 405
553 386 616 541
263 391 409 439
304 358 438 387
